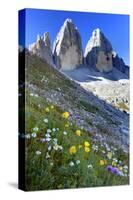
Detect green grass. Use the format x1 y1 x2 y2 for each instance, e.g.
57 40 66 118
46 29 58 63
24 90 129 191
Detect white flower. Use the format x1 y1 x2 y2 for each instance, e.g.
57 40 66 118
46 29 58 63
45 133 51 138
112 158 118 163
53 138 58 143
69 161 75 167
92 145 98 151
33 127 39 132
53 144 59 150
34 94 38 97
56 128 59 131
44 118 48 123
47 129 52 133
30 93 34 96
31 132 37 138
63 131 67 135
123 165 128 170
52 128 56 132
48 146 51 151
25 134 31 139
76 160 80 165
50 162 53 166
40 138 45 143
38 104 41 108
87 164 93 169
102 150 106 154
46 152 50 159
36 150 41 155
58 145 63 150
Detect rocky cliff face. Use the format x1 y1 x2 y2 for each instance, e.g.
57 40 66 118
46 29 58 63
53 19 83 70
84 28 113 72
29 32 54 66
112 51 129 76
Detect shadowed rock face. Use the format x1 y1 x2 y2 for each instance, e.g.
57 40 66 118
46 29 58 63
29 32 54 66
112 51 129 76
84 28 113 73
53 19 83 70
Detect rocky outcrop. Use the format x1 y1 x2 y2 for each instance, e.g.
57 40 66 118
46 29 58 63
84 28 113 72
53 19 83 70
29 32 54 66
112 51 129 76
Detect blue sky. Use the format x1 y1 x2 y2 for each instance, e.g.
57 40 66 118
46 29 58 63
21 9 129 65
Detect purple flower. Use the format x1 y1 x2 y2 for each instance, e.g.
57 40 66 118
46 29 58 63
107 165 120 175
107 165 113 172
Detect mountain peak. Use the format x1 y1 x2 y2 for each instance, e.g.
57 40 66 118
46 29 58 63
53 18 83 70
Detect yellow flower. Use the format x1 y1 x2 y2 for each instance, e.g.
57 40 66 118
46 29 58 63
75 130 81 136
112 161 117 167
62 111 70 119
119 166 123 171
84 141 90 147
78 145 82 149
84 147 90 153
65 123 69 128
45 107 50 113
51 105 54 109
69 146 77 154
107 152 112 159
99 160 105 166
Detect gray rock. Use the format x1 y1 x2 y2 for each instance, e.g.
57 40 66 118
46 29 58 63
112 51 129 76
29 32 54 66
84 28 113 72
53 18 83 70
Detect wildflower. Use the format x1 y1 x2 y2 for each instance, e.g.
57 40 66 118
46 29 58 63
107 165 119 175
62 111 70 119
53 144 59 150
33 127 39 132
51 105 54 109
92 144 98 151
31 132 37 138
99 160 105 166
87 164 93 169
118 166 123 171
40 138 45 143
112 161 117 167
53 138 58 144
123 165 128 170
48 146 51 151
45 107 50 113
47 129 52 133
78 145 82 149
84 141 90 147
65 123 69 128
84 147 90 153
69 146 77 155
52 128 56 132
58 145 63 150
75 130 81 136
76 160 80 165
50 162 54 166
56 128 59 131
45 137 51 142
35 150 41 155
44 118 48 123
45 133 51 138
107 152 112 159
69 161 75 167
46 152 50 159
25 134 31 139
63 131 68 135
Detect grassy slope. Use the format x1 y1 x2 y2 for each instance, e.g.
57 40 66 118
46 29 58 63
22 53 129 191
